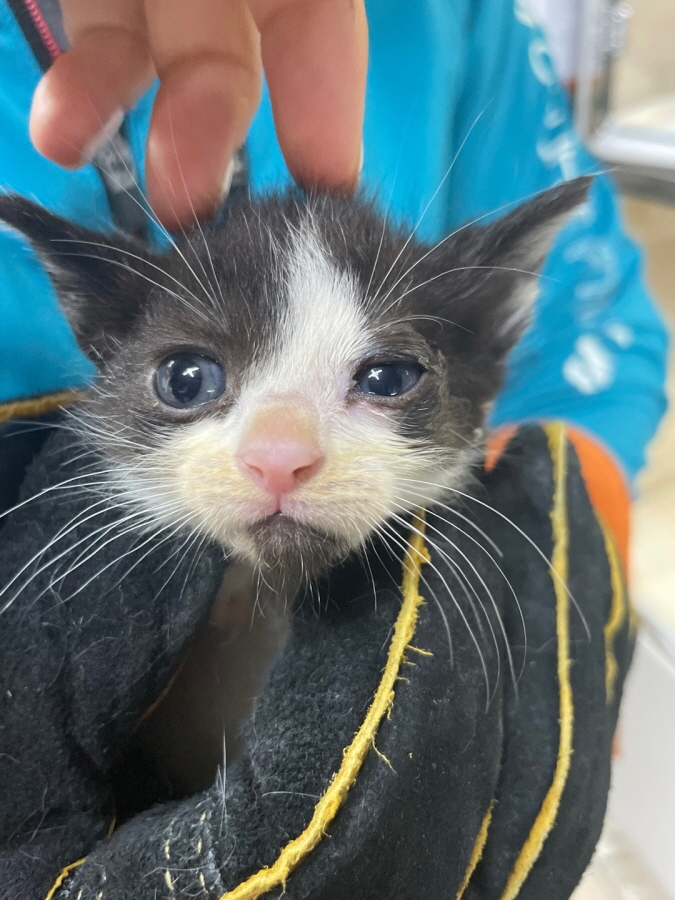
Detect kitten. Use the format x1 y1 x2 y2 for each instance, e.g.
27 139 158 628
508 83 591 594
0 178 588 584
0 181 589 793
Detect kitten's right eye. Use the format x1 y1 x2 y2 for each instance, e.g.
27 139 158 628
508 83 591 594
155 354 225 409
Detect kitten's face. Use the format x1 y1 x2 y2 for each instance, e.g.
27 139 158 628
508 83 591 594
0 182 588 577
85 216 473 575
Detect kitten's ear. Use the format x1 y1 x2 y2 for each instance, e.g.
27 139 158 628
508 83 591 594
0 193 153 361
465 176 592 355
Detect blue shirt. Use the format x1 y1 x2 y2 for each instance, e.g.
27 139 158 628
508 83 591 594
0 0 668 479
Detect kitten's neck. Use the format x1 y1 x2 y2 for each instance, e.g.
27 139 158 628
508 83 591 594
210 560 297 635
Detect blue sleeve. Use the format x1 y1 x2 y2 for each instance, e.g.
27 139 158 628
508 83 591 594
440 0 669 481
0 4 113 400
0 5 162 401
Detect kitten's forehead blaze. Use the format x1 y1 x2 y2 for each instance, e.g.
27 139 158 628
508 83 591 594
242 223 371 404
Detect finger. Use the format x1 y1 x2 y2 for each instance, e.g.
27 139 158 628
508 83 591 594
30 0 153 167
144 0 262 229
252 0 367 193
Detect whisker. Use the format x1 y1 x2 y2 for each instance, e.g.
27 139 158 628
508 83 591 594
400 497 526 681
377 265 558 321
384 511 500 701
359 535 380 615
0 497 126 611
50 242 212 323
85 131 221 313
390 502 522 693
47 493 187 589
0 470 118 523
163 113 228 313
400 477 590 639
5 505 163 612
65 512 199 606
376 515 492 706
388 506 496 645
370 177 579 317
153 526 210 605
368 103 492 311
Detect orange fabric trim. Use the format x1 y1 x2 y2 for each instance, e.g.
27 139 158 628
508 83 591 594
612 733 622 759
485 424 630 572
565 427 630 572
0 390 85 423
485 426 518 473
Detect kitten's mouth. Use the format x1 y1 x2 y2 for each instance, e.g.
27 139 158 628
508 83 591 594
246 514 351 577
249 513 326 544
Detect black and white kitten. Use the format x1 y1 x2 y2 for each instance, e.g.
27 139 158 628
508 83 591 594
0 178 589 586
0 180 590 791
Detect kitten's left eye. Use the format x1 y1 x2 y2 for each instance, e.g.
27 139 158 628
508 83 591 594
155 353 225 409
354 363 425 397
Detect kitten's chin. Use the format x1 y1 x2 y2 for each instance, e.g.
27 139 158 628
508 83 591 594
243 514 354 581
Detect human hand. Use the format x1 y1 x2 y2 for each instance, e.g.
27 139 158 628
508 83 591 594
29 0 367 230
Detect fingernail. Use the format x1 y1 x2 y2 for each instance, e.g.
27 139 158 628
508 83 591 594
222 157 235 197
358 141 364 174
82 109 124 163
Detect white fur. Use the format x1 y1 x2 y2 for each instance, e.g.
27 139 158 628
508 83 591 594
241 222 372 412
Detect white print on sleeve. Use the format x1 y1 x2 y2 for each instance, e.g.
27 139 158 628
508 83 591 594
603 321 635 349
536 131 580 180
514 0 632 398
514 0 537 28
563 335 616 394
528 37 557 86
563 237 620 325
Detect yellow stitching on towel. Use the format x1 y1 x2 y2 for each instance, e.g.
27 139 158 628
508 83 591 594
106 815 117 839
628 603 640 638
455 799 496 899
372 743 396 772
407 645 433 657
0 390 84 423
141 659 188 723
498 422 574 900
219 512 430 900
44 858 86 900
596 516 627 705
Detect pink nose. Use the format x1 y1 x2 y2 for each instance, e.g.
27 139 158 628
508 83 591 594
237 408 324 502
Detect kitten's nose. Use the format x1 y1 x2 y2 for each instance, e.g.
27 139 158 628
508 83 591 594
237 405 324 503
